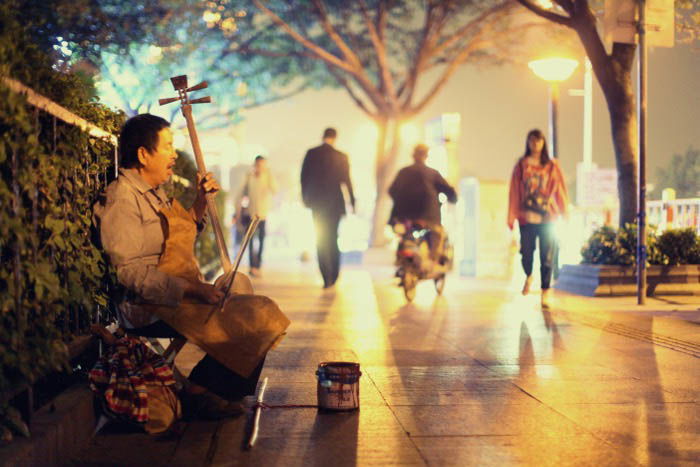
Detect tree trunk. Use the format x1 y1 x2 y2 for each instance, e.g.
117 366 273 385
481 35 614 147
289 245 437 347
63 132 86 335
369 116 402 247
598 63 638 227
573 23 639 228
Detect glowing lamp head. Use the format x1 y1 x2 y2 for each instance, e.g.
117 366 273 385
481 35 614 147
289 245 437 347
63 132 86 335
528 57 579 82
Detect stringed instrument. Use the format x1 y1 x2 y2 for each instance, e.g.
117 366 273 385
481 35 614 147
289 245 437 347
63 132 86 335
159 75 252 296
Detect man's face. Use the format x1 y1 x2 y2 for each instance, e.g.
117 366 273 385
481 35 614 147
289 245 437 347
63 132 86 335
139 127 177 188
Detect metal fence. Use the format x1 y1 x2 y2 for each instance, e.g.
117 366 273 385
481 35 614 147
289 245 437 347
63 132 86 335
647 198 700 233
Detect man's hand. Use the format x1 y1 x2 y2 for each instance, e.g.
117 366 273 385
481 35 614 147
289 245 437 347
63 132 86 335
185 280 223 304
192 172 220 223
197 172 220 198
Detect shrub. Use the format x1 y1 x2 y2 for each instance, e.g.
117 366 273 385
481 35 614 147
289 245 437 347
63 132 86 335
581 224 700 266
616 223 661 266
655 228 700 265
580 226 620 265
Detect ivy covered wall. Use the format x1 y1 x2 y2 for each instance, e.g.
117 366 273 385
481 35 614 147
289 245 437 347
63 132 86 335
0 3 124 430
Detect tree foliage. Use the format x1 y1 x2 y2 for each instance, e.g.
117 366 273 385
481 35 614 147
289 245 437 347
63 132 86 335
655 147 700 199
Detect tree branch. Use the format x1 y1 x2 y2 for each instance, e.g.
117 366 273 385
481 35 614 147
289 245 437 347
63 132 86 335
430 1 512 58
515 0 573 27
251 0 354 73
326 65 377 117
310 0 362 69
268 0 384 113
358 0 398 109
236 45 315 60
409 17 499 116
398 2 443 107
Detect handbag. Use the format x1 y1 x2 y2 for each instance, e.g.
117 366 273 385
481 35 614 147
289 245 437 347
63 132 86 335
239 178 252 225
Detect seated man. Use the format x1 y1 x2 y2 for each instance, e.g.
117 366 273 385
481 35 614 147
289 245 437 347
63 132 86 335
388 144 457 262
94 114 288 419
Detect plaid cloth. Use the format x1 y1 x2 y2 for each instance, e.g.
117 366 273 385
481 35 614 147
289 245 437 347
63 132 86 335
89 336 176 424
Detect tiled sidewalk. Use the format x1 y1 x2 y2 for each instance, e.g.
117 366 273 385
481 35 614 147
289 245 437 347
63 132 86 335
72 264 700 466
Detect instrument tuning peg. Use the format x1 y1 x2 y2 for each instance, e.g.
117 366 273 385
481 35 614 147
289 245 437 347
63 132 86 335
158 96 180 106
187 81 208 92
190 96 212 105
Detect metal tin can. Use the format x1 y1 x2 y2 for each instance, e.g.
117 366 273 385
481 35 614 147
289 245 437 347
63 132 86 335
316 362 361 411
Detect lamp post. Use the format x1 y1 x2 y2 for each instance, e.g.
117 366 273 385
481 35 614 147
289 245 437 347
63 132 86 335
527 57 579 158
528 57 578 279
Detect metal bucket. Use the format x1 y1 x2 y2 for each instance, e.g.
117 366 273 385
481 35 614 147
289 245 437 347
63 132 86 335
316 362 361 411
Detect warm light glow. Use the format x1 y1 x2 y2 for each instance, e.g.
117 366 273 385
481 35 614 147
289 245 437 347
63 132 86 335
399 121 420 147
145 46 162 65
528 57 579 82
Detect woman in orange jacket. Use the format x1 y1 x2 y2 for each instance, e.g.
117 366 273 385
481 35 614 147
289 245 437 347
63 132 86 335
507 129 568 307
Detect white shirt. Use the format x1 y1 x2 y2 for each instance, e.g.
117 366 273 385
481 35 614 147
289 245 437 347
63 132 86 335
237 170 278 219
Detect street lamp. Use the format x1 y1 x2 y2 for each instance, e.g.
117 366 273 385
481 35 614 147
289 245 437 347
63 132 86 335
528 57 579 158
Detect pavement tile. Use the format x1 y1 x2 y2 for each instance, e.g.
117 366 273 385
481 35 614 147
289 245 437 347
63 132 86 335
515 378 694 404
362 365 494 383
391 401 586 438
485 364 627 380
71 426 179 467
210 435 425 466
378 388 535 407
222 404 405 439
411 433 637 467
553 402 700 466
264 348 361 367
361 365 535 405
169 420 221 466
354 348 477 366
256 380 387 407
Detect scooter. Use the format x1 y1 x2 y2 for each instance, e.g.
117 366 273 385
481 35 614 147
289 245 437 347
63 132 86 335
394 221 453 302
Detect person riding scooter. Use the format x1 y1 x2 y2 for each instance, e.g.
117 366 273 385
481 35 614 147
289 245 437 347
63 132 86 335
388 144 457 263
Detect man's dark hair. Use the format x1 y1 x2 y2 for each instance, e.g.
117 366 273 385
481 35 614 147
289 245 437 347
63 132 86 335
254 155 266 162
119 114 170 169
323 127 337 139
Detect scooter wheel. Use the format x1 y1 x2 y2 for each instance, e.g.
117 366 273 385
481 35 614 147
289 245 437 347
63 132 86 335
403 273 417 302
434 274 446 295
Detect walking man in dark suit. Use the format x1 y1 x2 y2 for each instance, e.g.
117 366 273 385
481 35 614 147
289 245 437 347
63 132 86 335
301 128 356 289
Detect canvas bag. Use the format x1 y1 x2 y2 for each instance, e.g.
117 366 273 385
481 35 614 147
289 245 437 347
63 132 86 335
145 384 181 434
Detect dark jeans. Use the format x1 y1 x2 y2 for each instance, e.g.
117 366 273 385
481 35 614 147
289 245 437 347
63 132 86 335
312 210 342 287
248 219 266 269
519 222 556 290
128 320 265 401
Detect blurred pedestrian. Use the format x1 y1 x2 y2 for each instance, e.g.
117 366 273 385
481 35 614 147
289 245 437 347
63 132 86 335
507 129 568 308
301 128 355 289
235 155 277 277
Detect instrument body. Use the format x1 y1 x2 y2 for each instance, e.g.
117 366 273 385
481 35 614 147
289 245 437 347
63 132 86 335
152 198 288 378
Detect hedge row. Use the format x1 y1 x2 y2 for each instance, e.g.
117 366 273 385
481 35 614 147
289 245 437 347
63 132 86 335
0 4 124 438
581 224 700 266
